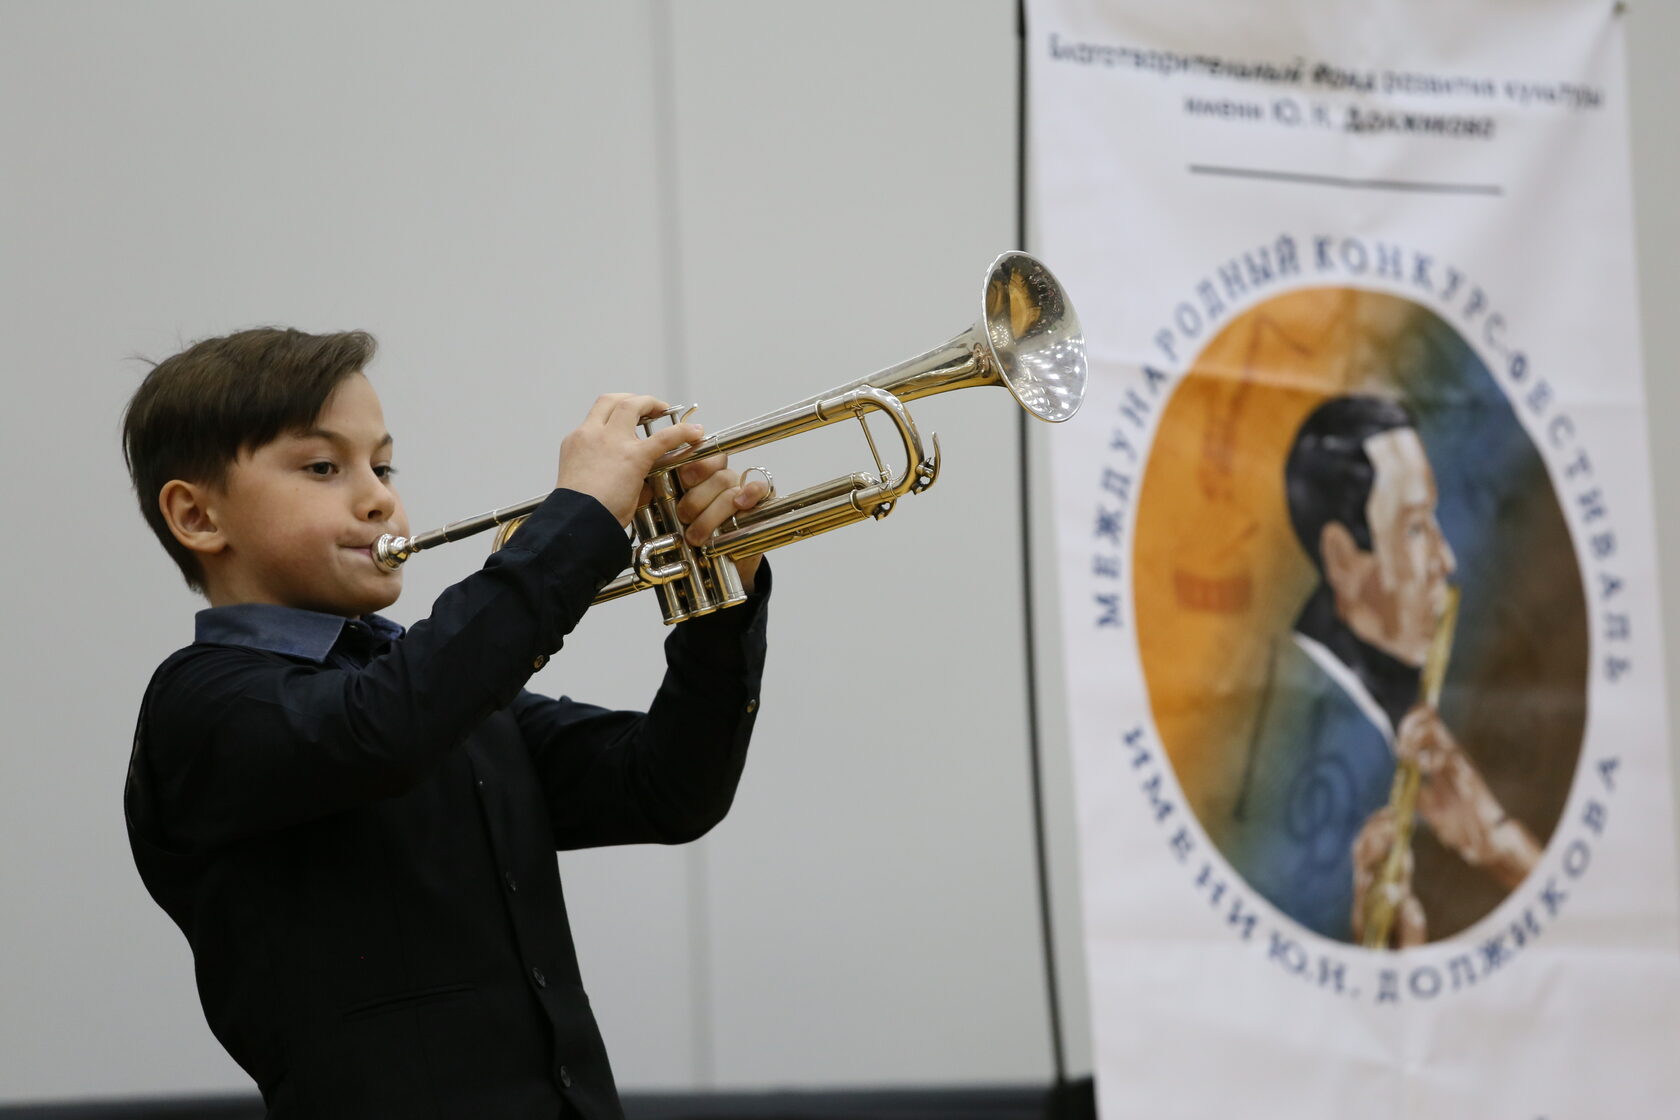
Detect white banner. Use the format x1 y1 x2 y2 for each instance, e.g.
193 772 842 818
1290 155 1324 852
1029 1 1680 1115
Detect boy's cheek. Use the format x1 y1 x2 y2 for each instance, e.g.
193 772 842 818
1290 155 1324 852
390 498 411 536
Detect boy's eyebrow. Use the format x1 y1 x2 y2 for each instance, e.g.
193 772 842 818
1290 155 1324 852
295 427 394 451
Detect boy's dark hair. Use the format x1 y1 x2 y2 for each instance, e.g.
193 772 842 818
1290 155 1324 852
1283 394 1415 572
122 327 377 592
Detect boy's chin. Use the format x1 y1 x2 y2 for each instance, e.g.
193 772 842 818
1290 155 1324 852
318 576 403 618
356 581 404 616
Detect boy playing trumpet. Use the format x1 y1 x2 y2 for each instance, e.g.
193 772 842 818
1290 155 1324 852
121 327 770 1118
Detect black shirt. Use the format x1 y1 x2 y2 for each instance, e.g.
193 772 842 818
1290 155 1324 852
124 489 769 1119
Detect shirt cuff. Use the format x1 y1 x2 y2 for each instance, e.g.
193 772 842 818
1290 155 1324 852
493 489 629 584
662 560 771 685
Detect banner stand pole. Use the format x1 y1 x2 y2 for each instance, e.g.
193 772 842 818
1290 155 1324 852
1014 6 1083 1116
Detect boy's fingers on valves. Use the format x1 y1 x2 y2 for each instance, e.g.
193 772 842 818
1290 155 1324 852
637 419 703 468
585 392 666 426
678 469 771 545
558 393 703 526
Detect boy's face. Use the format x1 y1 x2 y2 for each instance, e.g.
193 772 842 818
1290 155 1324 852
207 373 409 617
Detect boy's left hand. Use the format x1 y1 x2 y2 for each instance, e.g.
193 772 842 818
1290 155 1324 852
672 455 772 592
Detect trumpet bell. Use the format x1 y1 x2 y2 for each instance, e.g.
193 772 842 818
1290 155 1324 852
981 251 1086 423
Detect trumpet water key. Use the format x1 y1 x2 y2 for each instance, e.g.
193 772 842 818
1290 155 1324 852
374 252 1089 623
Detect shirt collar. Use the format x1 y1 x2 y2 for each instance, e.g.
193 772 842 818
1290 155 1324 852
194 603 405 663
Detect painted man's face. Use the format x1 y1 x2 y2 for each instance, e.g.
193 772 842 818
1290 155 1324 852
1329 427 1456 666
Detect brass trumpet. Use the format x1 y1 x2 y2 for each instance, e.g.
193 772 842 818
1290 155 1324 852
374 252 1087 624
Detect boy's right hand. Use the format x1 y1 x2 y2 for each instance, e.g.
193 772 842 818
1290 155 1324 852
556 394 703 527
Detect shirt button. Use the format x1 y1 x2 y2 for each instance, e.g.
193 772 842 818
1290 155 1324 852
532 654 548 670
530 966 547 989
504 870 519 893
745 699 758 714
559 1065 573 1089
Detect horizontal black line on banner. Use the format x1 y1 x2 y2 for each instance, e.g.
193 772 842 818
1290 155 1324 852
1189 164 1503 196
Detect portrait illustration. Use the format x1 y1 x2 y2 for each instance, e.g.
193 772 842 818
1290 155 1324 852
1134 287 1587 947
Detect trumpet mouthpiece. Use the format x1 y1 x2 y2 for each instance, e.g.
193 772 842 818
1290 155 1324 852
373 534 411 570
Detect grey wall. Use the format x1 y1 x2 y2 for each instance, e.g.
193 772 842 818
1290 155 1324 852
1628 3 1680 907
0 0 1672 1106
0 0 1068 1103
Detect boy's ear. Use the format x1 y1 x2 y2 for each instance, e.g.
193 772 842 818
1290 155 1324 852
159 479 227 556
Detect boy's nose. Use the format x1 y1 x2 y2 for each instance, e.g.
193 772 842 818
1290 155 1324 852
356 473 396 521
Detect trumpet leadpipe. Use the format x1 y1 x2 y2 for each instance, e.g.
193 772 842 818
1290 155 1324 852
374 498 547 570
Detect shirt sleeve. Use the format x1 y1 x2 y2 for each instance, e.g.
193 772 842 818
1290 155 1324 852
511 563 771 850
136 489 630 849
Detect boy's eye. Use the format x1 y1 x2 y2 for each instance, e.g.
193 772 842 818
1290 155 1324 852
305 461 336 476
374 464 398 481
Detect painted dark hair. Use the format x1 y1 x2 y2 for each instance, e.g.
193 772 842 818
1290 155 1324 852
1283 394 1415 570
122 327 377 591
